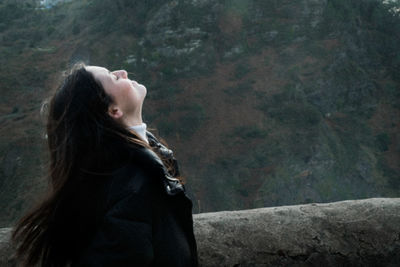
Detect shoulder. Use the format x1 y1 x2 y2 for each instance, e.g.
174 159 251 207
105 153 161 209
106 140 186 205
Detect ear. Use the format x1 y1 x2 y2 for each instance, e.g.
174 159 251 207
108 105 123 120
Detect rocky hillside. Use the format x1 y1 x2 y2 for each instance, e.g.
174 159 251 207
0 0 399 226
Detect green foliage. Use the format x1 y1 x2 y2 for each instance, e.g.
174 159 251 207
258 85 321 128
200 144 276 211
321 0 369 33
278 24 299 44
377 156 399 190
230 125 268 139
159 62 178 81
321 0 400 83
149 85 183 100
277 103 320 126
224 0 250 18
302 41 328 58
155 102 208 138
84 0 170 35
157 119 177 137
0 2 27 24
46 25 56 36
172 1 213 28
375 133 391 151
326 0 357 21
72 23 81 35
233 62 251 79
178 103 208 137
383 82 400 108
322 115 377 177
224 80 254 96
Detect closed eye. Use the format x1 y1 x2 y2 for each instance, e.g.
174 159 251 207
109 70 119 80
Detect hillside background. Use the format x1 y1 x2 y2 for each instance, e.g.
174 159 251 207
0 0 399 227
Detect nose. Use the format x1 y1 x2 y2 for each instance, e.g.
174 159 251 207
114 70 128 79
120 70 128 79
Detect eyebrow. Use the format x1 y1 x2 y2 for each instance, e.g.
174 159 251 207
107 70 115 78
104 70 115 83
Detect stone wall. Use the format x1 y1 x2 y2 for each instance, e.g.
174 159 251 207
1 198 399 266
194 198 400 266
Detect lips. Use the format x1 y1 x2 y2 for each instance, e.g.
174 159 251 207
131 80 146 92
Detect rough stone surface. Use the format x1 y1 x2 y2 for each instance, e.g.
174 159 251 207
193 198 400 267
1 198 399 266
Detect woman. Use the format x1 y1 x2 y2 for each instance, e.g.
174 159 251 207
12 64 198 266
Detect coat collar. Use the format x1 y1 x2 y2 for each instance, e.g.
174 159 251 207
142 131 185 196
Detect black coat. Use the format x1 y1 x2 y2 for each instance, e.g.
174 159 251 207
71 132 198 267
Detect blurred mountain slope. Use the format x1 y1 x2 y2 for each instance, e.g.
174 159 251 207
0 0 399 226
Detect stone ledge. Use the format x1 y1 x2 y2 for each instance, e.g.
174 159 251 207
1 198 399 266
194 198 400 266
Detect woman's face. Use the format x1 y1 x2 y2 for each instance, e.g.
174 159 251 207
86 66 147 125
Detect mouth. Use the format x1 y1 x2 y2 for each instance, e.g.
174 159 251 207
131 80 146 91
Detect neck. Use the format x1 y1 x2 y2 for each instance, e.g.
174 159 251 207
129 123 148 143
122 112 143 127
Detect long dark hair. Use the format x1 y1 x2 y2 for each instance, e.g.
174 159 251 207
11 64 172 266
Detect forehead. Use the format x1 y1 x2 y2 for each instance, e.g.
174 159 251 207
86 66 109 76
86 66 112 84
